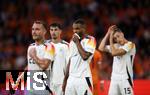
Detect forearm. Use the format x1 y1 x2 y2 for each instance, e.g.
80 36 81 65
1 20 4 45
110 38 115 54
109 35 116 55
33 56 50 70
98 34 109 52
76 42 91 60
109 37 124 56
110 45 126 56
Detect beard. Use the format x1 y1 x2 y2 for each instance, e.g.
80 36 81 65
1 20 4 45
51 35 57 40
51 33 59 40
32 35 42 41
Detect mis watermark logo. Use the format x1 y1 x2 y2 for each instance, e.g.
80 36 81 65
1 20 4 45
6 71 49 91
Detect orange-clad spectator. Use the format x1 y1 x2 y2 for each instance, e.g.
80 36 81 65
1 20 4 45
133 54 144 78
90 50 103 95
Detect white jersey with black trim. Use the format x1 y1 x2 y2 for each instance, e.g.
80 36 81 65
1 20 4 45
26 41 55 94
46 40 69 84
106 41 136 81
27 41 55 70
69 35 96 78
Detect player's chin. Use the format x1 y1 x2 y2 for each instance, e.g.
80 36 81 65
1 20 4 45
52 36 57 39
32 36 40 40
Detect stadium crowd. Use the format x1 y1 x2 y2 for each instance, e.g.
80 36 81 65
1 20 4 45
0 0 149 80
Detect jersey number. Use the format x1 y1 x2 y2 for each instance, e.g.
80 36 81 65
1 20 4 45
124 87 131 94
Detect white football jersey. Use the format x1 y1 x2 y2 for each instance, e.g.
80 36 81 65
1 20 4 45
69 35 96 78
106 41 136 81
27 41 55 70
47 40 69 84
26 41 55 94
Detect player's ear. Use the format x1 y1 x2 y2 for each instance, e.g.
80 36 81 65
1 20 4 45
82 27 86 33
43 31 46 35
43 29 46 35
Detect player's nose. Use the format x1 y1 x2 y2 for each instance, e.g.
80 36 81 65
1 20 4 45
32 30 37 35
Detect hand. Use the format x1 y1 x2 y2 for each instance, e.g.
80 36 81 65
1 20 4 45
72 33 80 44
29 47 36 59
109 25 117 40
107 25 117 35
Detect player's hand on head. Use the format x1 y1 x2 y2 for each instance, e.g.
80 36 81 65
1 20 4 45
108 25 117 34
29 47 36 58
108 25 117 38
